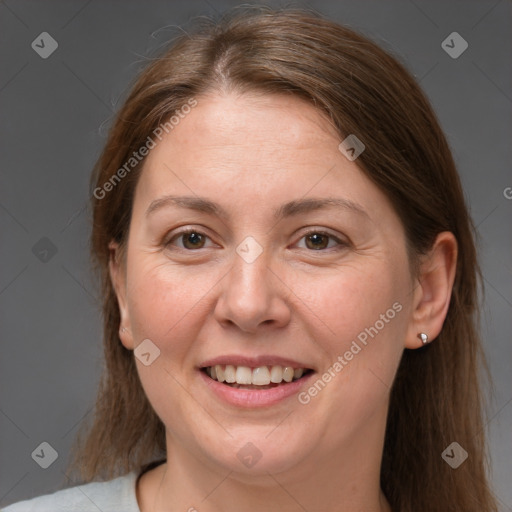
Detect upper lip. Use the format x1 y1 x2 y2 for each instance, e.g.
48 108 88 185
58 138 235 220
199 355 314 370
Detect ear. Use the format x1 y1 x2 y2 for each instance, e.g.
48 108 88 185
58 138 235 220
405 231 458 349
108 240 135 350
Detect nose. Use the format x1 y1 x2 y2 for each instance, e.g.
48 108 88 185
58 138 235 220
213 246 291 334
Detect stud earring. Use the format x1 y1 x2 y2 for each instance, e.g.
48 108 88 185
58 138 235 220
418 332 429 344
120 327 127 333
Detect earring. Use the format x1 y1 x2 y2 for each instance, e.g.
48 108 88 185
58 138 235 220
120 327 127 333
418 332 429 344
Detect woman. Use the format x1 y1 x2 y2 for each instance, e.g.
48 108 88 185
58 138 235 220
3 6 498 512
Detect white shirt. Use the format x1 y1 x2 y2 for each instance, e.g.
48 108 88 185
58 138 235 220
1 471 140 512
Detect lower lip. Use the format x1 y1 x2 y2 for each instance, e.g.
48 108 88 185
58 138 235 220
199 370 315 408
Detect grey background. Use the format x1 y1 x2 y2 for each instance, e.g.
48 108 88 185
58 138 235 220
1 0 511 509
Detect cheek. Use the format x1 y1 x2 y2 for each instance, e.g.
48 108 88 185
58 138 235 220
295 260 408 402
124 259 213 362
293 260 407 349
123 260 213 428
306 264 408 438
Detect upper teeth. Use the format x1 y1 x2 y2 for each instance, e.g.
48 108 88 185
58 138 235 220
206 365 305 385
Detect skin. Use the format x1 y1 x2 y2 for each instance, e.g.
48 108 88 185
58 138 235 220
109 91 457 512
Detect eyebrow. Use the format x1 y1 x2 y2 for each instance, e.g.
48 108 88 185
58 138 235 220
145 195 370 221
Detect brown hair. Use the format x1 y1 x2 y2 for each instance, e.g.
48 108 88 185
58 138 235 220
67 6 498 511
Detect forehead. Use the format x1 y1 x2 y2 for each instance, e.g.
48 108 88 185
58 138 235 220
175 91 340 146
138 92 353 190
132 92 395 228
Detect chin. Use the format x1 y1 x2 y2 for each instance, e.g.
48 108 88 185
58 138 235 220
198 428 314 477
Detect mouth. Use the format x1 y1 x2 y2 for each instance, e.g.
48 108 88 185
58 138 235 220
200 364 314 390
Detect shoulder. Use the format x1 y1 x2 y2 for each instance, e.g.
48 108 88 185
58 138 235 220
1 471 140 512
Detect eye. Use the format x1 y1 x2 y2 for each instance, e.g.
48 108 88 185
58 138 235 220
164 228 347 252
165 229 214 250
295 230 347 251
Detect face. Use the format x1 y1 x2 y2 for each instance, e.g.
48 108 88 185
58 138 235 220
111 91 417 477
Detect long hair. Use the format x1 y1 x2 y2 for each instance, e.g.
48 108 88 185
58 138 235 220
67 7 498 511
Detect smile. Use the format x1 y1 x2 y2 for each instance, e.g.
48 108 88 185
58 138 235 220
198 362 315 407
202 364 312 389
